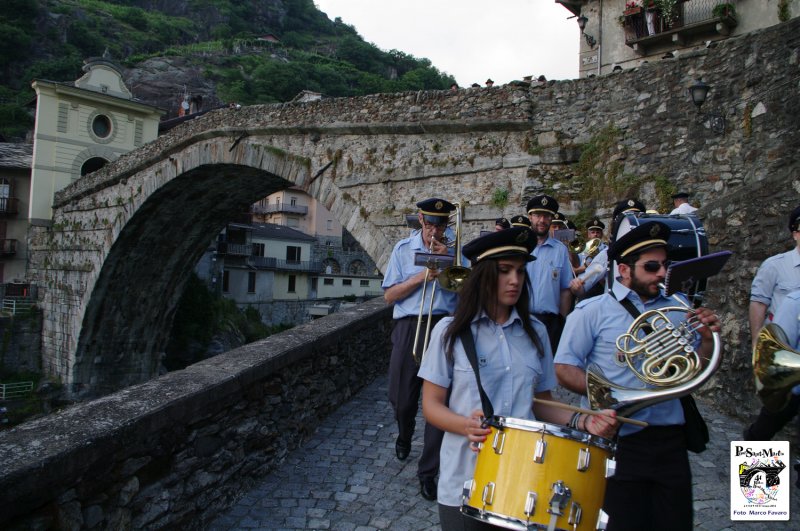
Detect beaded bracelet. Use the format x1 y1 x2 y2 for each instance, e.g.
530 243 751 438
568 412 581 429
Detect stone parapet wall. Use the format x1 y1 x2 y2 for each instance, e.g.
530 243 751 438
0 298 392 530
699 171 800 416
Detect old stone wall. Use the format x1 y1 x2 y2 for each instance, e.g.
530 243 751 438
700 171 800 417
0 310 42 374
0 298 392 530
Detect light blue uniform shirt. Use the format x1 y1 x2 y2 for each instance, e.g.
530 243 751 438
772 290 800 350
771 290 800 394
579 248 609 292
526 237 573 314
555 281 689 436
418 309 554 507
751 248 800 317
382 230 458 319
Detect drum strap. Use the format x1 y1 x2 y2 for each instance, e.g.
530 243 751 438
459 329 495 422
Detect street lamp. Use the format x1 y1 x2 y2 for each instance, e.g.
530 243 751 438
577 14 597 48
688 79 725 134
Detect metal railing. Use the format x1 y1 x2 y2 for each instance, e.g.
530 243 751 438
251 204 309 215
0 381 33 400
247 256 322 272
0 197 19 216
623 0 735 43
216 242 252 256
2 297 36 315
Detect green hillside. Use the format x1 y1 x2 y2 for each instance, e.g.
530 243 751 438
0 0 455 140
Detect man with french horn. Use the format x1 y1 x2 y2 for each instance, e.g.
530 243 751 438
383 198 458 501
744 204 800 442
554 221 722 531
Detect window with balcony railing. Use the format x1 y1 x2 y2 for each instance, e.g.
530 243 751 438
0 239 17 255
622 0 737 52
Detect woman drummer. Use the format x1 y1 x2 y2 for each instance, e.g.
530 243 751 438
418 226 619 531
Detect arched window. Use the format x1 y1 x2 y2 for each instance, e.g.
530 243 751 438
81 157 108 176
348 259 366 275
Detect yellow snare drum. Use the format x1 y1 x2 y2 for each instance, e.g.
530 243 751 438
461 417 616 531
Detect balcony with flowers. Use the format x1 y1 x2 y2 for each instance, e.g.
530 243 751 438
620 0 738 54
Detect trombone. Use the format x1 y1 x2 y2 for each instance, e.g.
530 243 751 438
412 202 470 363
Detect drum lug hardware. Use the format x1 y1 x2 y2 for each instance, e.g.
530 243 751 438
481 482 495 507
462 479 475 503
577 447 591 472
568 502 582 527
524 491 537 517
492 430 506 455
596 508 610 530
534 437 547 463
547 480 571 516
605 457 617 478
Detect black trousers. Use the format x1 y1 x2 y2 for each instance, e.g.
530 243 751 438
604 426 692 531
439 504 499 531
387 316 445 480
744 394 800 441
533 312 565 352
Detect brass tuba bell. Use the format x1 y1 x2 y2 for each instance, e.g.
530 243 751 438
752 323 800 412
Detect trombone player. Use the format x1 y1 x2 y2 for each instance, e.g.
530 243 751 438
382 198 458 502
554 222 721 531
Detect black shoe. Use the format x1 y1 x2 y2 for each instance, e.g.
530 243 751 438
395 438 411 461
420 477 437 501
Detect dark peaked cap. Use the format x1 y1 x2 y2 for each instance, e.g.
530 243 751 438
526 194 559 215
608 221 671 262
416 198 455 224
612 198 646 219
463 226 536 263
790 204 800 232
586 218 605 230
495 217 511 229
510 215 531 228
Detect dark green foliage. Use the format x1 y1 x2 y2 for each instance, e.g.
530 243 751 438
166 273 217 359
0 0 454 138
164 273 287 371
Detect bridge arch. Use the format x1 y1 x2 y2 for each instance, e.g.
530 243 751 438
31 90 536 396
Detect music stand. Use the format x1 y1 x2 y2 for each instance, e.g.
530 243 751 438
664 250 732 297
414 252 454 270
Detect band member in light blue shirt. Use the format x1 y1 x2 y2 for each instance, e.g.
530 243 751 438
749 204 800 347
555 221 721 531
744 206 800 443
419 227 617 531
525 194 573 350
382 197 458 501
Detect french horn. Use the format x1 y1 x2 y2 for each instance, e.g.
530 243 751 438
752 323 800 412
587 297 722 418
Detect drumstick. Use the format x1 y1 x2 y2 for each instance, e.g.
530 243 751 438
532 398 649 427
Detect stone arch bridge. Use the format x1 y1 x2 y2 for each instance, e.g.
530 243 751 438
27 18 800 398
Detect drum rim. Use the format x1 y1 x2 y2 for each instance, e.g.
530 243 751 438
493 415 616 452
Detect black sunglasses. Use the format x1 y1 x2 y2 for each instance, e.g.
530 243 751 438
632 260 671 273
